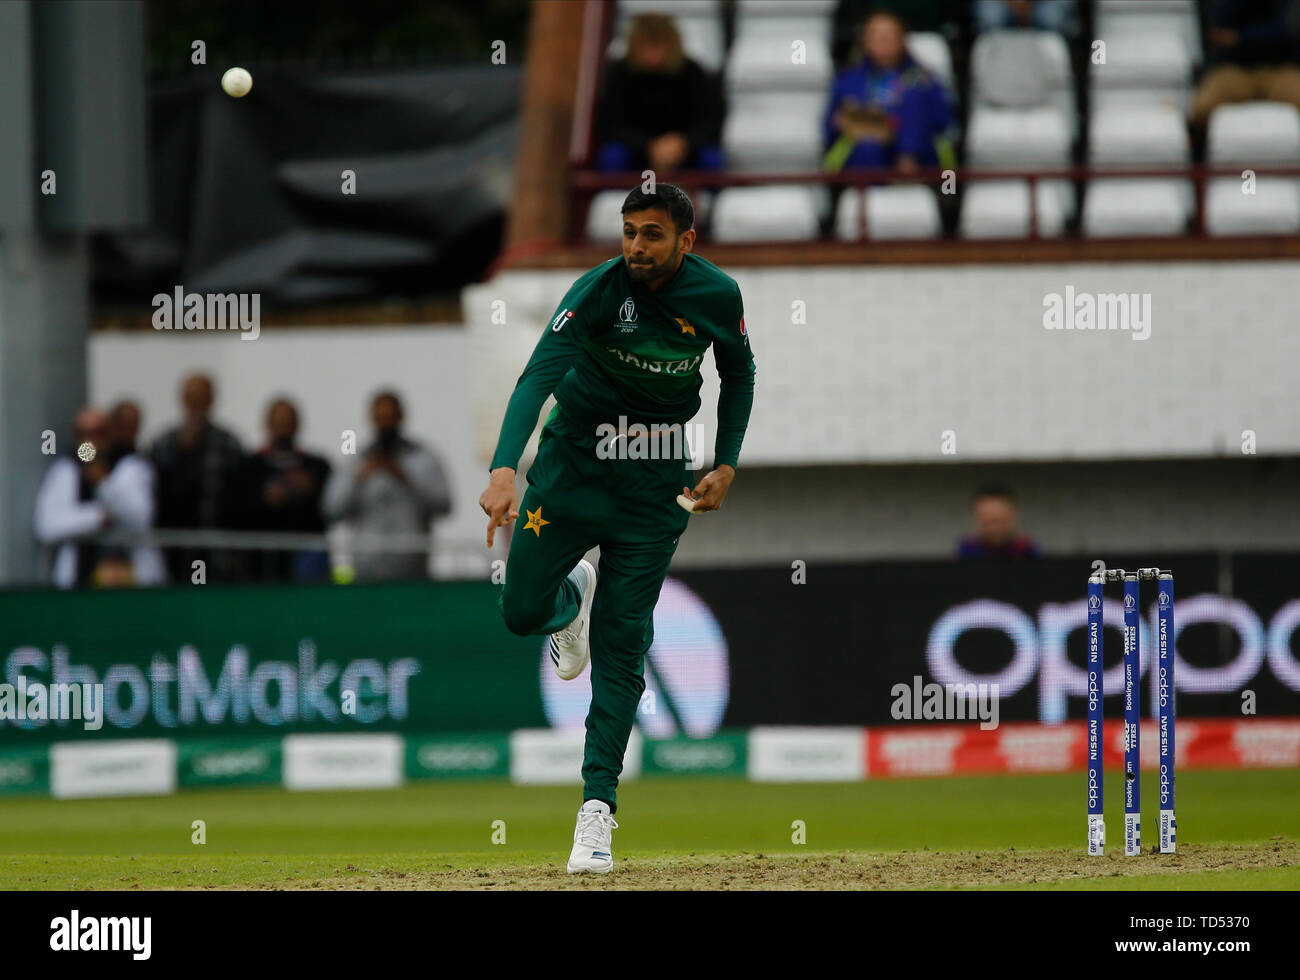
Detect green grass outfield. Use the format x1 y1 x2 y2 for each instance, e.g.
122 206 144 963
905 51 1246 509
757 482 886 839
1 768 1297 889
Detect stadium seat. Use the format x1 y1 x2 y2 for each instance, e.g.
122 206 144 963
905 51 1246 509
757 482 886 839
907 32 955 95
1207 102 1300 166
722 92 825 172
1094 0 1202 66
585 189 626 242
1090 32 1192 114
959 180 1069 238
726 16 834 92
970 30 1076 137
833 185 942 240
1089 103 1189 168
710 185 824 241
1206 177 1300 236
1082 180 1190 237
967 105 1070 169
1083 103 1192 236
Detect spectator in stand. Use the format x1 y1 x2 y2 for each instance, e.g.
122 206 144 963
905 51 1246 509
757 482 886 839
106 399 142 460
973 0 1077 35
832 1 961 68
956 483 1041 560
246 398 332 583
34 405 165 588
1192 0 1300 127
150 373 248 583
322 391 452 582
824 11 953 175
594 13 725 174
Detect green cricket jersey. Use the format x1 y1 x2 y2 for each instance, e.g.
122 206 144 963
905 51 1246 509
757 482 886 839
490 253 756 472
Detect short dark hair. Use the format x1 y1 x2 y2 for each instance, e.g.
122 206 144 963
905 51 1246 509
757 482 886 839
371 389 404 413
972 482 1015 504
621 183 694 235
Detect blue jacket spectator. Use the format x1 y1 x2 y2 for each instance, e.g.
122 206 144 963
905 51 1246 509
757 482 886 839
823 12 952 174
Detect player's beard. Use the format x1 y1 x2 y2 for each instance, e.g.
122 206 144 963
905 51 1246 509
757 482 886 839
625 242 680 283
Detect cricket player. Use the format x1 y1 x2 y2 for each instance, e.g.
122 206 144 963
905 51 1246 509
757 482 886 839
479 183 755 873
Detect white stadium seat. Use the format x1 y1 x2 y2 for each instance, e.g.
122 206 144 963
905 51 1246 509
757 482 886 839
959 180 1069 239
907 32 955 95
585 189 627 242
722 91 825 173
1206 177 1300 236
834 186 942 240
1090 33 1192 115
971 30 1072 98
1095 0 1202 66
967 105 1071 169
710 185 824 242
1088 103 1189 168
1091 32 1191 90
1082 179 1190 237
970 30 1075 135
1207 102 1300 165
726 17 833 92
1084 103 1192 236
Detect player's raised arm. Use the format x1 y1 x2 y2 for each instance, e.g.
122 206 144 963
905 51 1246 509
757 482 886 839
480 274 602 546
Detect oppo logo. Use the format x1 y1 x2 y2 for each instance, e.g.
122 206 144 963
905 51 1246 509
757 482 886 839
928 594 1300 725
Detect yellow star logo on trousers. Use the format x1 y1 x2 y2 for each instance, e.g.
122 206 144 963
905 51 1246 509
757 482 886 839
675 317 696 336
523 506 550 536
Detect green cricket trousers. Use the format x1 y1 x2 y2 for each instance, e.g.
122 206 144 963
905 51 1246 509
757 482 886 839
498 406 693 812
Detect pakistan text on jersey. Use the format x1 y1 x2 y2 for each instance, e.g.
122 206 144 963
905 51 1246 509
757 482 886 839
603 349 703 375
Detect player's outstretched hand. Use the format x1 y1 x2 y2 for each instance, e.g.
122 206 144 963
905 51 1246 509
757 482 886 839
480 467 519 547
681 464 735 514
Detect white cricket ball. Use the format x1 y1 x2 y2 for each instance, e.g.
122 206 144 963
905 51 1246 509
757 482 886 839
221 67 253 98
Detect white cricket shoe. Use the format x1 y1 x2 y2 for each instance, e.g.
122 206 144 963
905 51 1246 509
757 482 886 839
566 799 618 874
549 559 596 680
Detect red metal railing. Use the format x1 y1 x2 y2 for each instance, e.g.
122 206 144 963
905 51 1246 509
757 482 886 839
568 163 1300 244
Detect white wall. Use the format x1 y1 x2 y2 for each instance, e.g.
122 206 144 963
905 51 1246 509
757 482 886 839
466 261 1300 465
